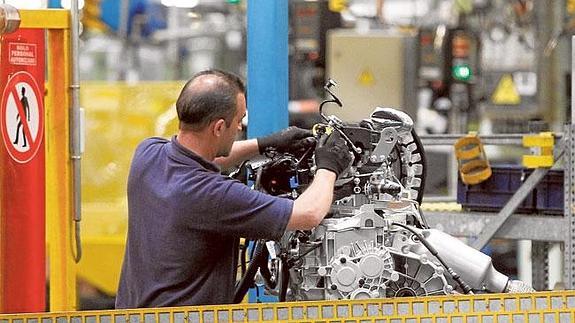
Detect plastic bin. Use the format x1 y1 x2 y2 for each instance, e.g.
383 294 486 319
457 165 537 213
534 169 564 215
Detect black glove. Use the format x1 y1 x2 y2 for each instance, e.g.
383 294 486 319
314 131 352 177
257 126 315 154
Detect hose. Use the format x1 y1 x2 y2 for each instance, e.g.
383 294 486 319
234 240 268 303
392 222 473 294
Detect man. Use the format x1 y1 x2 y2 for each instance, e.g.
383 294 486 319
115 69 351 308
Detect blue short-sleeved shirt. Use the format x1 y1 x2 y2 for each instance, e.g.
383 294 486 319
115 137 292 308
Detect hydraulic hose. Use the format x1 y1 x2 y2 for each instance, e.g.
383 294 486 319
233 240 268 303
392 222 473 294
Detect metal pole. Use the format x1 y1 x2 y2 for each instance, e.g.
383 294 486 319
70 0 82 262
563 36 575 289
246 0 289 139
116 0 130 80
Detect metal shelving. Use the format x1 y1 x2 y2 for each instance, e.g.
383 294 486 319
414 36 575 289
420 130 572 289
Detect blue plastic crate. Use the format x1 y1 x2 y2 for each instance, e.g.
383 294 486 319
534 169 564 215
457 165 537 213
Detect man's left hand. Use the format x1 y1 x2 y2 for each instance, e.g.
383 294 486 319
258 126 315 154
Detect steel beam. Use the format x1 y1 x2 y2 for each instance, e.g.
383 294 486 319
470 167 552 250
420 133 562 146
564 124 575 289
424 211 569 242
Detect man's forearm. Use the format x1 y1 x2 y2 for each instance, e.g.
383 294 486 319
288 169 336 230
214 138 259 169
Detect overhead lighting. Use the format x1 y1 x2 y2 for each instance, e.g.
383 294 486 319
60 0 86 10
161 0 199 8
3 0 43 9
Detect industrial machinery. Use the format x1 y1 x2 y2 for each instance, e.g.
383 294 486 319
233 80 534 303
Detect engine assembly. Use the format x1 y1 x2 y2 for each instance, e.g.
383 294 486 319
233 80 534 303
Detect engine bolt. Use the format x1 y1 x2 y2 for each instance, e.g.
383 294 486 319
340 257 346 264
359 279 365 286
331 284 338 290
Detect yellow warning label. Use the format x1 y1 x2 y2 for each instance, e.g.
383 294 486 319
491 74 521 105
358 69 375 86
329 0 347 13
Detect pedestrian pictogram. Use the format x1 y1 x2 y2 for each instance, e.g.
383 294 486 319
1 71 44 163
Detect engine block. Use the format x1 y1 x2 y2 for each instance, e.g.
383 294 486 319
286 203 454 301
241 101 535 303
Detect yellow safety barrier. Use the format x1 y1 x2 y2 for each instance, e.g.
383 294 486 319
1 291 575 322
522 132 555 168
78 81 184 296
454 133 492 185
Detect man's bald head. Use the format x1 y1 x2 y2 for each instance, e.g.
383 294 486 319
176 69 245 132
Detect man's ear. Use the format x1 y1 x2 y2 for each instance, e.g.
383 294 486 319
212 119 226 137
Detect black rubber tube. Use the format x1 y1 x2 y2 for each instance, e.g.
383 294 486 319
233 240 268 303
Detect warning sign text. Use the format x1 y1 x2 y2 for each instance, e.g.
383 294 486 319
8 43 37 66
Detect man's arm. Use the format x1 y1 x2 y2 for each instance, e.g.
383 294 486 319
288 169 336 230
287 132 352 231
214 127 314 170
214 139 259 170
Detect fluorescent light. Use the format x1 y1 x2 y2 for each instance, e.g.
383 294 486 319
161 0 199 8
60 0 85 10
4 0 44 9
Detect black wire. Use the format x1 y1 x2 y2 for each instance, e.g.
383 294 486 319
240 240 249 276
290 242 322 264
278 258 290 301
234 240 269 303
391 222 473 294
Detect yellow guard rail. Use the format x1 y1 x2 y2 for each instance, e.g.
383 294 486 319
0 291 574 322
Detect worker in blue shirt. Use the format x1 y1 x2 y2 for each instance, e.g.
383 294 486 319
115 69 351 308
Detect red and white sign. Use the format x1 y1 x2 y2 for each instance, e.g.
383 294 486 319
0 71 44 163
0 28 46 313
8 43 37 66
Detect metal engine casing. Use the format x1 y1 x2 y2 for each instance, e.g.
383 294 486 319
286 203 454 301
253 106 532 301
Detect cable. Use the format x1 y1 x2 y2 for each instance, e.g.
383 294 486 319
391 222 473 294
234 240 268 303
240 239 249 277
278 258 290 301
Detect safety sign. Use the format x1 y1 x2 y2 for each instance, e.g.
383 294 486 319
491 74 521 106
358 68 375 87
0 71 44 163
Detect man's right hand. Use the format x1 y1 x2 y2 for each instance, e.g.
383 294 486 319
314 131 352 177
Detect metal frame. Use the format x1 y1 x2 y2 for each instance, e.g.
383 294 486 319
18 9 77 311
420 127 574 291
415 36 575 290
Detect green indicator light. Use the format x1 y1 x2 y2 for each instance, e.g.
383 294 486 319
227 0 241 4
452 64 472 82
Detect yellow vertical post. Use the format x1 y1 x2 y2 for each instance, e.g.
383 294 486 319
45 18 77 310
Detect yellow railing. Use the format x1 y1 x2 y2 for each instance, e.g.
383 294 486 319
1 291 575 322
